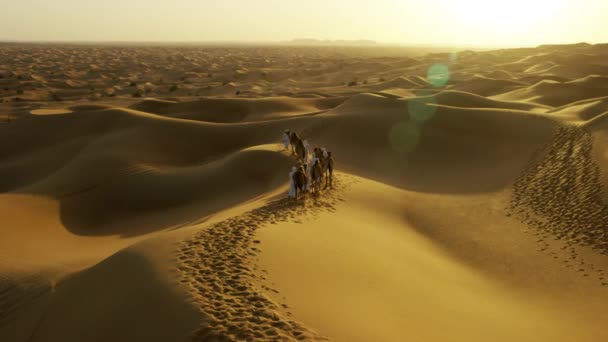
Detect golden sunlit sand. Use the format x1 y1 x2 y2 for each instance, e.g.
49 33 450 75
1 42 608 341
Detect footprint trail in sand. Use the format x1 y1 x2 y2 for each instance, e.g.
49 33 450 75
176 174 356 341
508 125 608 286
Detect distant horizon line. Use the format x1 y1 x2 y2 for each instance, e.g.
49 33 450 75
0 38 600 50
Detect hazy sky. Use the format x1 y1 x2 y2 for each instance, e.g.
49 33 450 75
2 0 607 47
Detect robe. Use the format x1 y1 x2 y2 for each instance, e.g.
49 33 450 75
306 157 319 191
282 132 290 149
303 140 311 163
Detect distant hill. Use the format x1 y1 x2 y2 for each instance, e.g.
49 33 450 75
281 39 378 46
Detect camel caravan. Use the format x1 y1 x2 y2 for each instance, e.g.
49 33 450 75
282 129 334 200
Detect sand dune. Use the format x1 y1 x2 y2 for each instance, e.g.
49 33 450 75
130 97 344 123
1 43 608 342
259 176 607 342
548 96 608 122
447 74 528 96
493 75 608 107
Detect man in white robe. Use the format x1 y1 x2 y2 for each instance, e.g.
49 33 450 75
303 139 311 163
282 130 291 150
306 156 319 192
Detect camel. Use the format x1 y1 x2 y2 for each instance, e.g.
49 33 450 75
294 138 307 162
289 131 301 155
312 147 330 188
310 158 323 194
292 165 308 200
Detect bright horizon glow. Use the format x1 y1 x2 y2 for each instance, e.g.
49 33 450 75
1 0 607 48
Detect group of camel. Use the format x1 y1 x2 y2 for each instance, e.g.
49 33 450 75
284 130 334 200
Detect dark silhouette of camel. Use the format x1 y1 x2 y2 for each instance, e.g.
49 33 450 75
289 131 300 155
292 165 308 200
310 159 323 194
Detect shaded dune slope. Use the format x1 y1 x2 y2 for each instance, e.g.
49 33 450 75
2 93 556 203
494 75 608 107
129 97 346 123
0 108 302 235
309 93 556 192
4 239 202 342
548 96 608 122
447 75 528 97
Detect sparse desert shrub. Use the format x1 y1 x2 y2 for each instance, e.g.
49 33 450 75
169 85 178 92
132 91 142 98
347 81 357 87
363 80 368 85
379 77 386 82
51 93 62 101
129 81 137 87
235 90 241 96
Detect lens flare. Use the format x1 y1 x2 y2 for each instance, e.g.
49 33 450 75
389 121 421 153
427 63 450 87
408 95 438 122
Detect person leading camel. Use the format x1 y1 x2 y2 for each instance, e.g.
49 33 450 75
303 139 311 163
282 130 291 151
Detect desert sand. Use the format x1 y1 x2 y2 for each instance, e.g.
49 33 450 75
1 42 607 341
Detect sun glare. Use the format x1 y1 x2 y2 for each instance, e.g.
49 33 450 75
1 0 605 46
443 0 565 42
